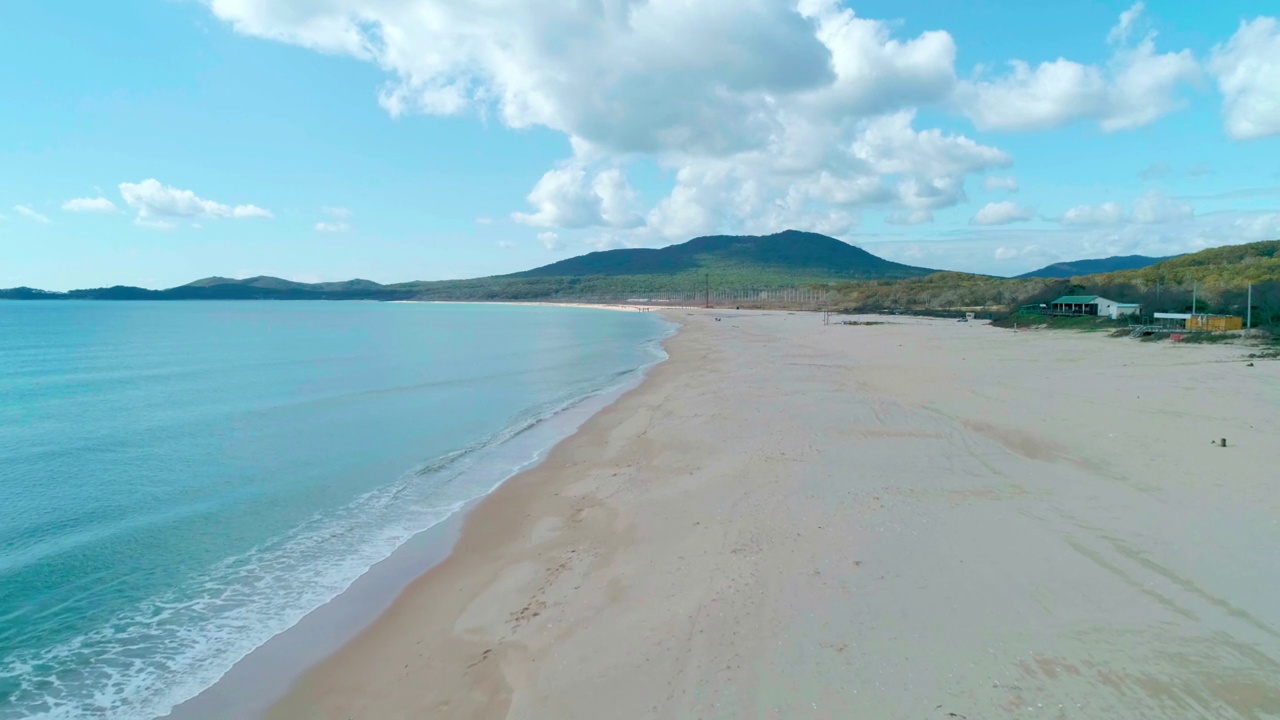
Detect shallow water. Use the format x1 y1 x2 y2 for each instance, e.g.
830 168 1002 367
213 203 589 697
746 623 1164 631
0 300 670 719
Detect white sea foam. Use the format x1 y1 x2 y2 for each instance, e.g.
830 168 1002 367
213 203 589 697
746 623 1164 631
0 324 671 720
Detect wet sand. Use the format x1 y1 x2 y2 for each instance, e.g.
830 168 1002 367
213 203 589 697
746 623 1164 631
268 310 1280 719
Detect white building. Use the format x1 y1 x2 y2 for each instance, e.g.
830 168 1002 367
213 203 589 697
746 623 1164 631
1047 295 1141 319
1096 298 1141 320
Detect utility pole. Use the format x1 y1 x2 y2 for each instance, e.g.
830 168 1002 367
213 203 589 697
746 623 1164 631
1156 278 1161 307
1192 281 1197 315
1247 282 1253 332
704 273 710 309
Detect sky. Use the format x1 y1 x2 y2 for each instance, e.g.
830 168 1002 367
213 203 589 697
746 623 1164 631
2 0 1279 290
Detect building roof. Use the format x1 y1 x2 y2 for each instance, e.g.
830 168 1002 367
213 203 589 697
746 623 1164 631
1050 295 1098 304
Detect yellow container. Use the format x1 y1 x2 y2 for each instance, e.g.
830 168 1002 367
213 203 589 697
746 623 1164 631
1187 315 1243 332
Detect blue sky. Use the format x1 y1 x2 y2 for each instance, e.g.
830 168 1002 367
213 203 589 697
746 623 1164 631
2 0 1278 290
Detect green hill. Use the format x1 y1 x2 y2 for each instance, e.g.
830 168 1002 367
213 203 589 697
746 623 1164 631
1082 240 1280 287
511 230 933 282
1015 254 1172 279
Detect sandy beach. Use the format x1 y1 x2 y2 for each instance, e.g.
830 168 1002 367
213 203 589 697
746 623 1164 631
412 300 674 313
268 310 1280 719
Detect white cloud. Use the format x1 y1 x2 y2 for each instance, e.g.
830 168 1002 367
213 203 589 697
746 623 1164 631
1103 37 1200 132
635 110 1007 240
644 166 725 239
118 179 273 225
1231 212 1280 240
537 231 562 250
513 165 642 229
592 169 643 229
956 59 1106 131
61 197 118 213
983 176 1018 193
205 0 1007 238
1131 190 1193 223
315 206 353 232
1107 2 1146 46
209 0 836 156
852 110 1011 179
1057 191 1192 226
1060 201 1126 226
495 239 515 249
13 205 51 223
885 209 934 225
994 246 1021 260
797 0 957 116
202 0 1213 245
971 201 1035 226
1209 17 1280 140
955 4 1197 132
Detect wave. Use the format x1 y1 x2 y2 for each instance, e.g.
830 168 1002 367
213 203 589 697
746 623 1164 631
0 325 672 720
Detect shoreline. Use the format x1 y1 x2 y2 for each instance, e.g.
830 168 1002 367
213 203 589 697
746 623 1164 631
397 300 679 312
163 310 679 720
260 307 700 719
263 309 1280 719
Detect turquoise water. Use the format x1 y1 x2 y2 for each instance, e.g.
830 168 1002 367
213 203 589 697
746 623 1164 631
0 301 670 719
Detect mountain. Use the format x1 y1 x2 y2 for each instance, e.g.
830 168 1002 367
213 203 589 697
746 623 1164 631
7 234 1275 311
0 230 930 301
512 230 933 282
184 276 386 292
1015 255 1173 279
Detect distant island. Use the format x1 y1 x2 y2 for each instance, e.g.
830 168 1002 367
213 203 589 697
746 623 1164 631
3 231 1278 325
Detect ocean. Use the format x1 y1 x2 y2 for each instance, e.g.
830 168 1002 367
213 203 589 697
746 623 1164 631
0 301 672 719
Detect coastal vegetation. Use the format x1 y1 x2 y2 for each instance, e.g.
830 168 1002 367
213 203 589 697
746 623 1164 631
825 240 1280 328
4 232 1278 327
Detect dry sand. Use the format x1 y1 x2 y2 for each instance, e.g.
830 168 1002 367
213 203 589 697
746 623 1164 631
416 301 673 313
268 310 1280 719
